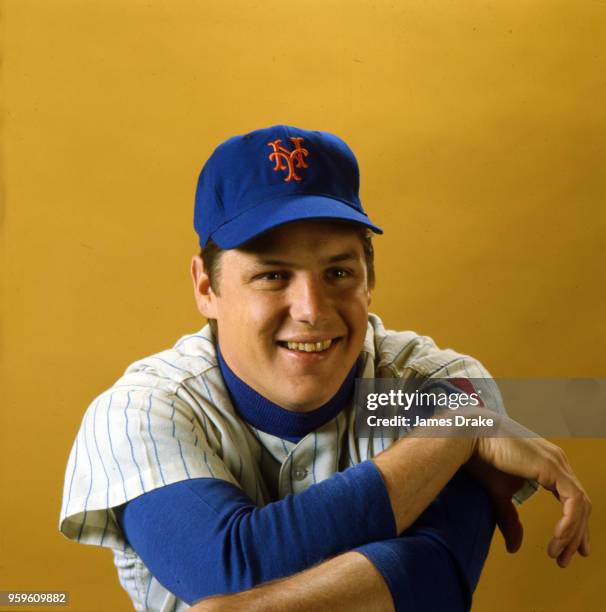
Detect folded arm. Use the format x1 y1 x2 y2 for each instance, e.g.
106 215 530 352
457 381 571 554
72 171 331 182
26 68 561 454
184 468 494 611
119 462 494 610
119 415 590 607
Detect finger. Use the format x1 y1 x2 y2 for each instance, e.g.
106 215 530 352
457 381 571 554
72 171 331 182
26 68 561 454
552 486 585 542
548 502 580 560
576 501 591 558
557 521 585 568
579 526 590 557
548 511 587 562
494 498 524 553
579 494 592 557
547 536 566 559
552 493 591 567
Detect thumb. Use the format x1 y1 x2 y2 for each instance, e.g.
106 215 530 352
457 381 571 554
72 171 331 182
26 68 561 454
494 497 524 553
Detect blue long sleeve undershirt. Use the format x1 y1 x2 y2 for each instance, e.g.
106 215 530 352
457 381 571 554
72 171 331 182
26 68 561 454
117 461 395 604
117 466 494 610
356 468 495 610
116 349 496 610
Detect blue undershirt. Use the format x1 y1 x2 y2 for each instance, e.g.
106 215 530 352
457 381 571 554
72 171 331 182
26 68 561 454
116 347 496 610
216 344 358 442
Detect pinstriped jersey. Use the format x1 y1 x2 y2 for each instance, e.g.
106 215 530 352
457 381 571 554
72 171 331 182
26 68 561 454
59 313 534 611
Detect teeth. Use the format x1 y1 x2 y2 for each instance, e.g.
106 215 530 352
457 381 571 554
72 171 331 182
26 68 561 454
285 339 333 352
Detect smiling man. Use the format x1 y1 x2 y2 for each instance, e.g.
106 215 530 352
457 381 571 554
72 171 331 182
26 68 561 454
59 126 591 612
193 220 371 412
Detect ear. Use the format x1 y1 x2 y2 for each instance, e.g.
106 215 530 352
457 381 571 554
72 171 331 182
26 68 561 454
191 255 218 319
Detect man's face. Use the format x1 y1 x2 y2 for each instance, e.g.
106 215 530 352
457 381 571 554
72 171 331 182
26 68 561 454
199 221 371 412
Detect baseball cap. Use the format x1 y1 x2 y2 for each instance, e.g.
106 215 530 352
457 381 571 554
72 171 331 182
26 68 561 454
194 125 383 248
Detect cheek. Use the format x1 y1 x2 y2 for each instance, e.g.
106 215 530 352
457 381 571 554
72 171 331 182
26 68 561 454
347 285 370 312
344 291 370 337
235 295 286 341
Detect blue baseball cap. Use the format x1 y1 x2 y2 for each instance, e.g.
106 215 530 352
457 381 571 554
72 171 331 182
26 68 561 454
194 125 383 248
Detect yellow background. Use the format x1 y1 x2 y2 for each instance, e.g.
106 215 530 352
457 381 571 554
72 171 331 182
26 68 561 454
2 1 605 610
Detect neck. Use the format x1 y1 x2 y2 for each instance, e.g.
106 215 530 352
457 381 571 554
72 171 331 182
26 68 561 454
216 345 357 442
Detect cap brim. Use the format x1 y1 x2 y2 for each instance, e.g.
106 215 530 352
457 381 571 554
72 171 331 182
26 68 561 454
210 195 383 248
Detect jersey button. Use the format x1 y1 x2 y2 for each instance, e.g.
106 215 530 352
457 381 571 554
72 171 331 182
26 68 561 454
293 466 308 481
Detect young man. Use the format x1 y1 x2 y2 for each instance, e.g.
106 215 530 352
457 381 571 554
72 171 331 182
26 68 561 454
60 126 590 612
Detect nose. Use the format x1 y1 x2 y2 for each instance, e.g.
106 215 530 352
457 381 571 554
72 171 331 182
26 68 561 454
288 274 330 326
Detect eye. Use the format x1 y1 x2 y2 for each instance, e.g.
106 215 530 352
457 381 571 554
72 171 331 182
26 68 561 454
257 271 289 281
326 267 352 279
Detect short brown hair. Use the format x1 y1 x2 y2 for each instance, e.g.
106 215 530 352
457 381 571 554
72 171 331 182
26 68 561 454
200 224 376 337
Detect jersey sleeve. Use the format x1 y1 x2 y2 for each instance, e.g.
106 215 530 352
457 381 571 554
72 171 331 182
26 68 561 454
59 384 239 551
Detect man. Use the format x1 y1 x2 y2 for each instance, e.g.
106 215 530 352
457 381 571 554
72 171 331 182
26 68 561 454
59 125 590 611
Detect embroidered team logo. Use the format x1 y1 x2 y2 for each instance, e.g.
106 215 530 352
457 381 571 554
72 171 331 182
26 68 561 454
267 137 309 182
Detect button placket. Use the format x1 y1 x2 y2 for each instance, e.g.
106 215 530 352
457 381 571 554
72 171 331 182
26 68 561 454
278 436 315 495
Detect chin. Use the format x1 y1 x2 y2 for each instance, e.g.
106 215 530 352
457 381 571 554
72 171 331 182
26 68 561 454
285 389 336 412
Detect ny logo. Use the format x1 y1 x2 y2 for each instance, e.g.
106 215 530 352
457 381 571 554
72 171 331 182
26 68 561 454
267 137 310 182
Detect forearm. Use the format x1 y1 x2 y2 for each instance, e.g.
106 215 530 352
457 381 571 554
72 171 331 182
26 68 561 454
119 435 477 603
373 434 475 533
190 473 492 612
190 551 393 612
118 463 397 603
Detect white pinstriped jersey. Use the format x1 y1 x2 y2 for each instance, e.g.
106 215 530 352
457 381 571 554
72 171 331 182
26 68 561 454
59 313 536 611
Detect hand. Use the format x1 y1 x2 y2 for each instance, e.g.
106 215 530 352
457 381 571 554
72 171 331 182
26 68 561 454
472 418 591 568
465 459 526 553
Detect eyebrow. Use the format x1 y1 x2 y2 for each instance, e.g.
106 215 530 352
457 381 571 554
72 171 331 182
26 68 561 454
254 250 359 266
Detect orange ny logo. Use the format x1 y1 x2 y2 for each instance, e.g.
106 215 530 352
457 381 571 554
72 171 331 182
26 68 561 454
267 137 310 182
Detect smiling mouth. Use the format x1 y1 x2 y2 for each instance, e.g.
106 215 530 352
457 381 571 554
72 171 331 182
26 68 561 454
277 338 340 353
